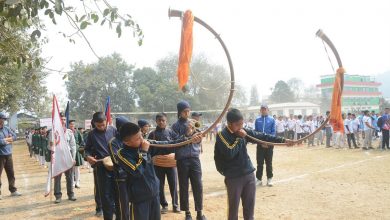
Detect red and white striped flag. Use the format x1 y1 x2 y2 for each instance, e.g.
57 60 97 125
45 95 74 197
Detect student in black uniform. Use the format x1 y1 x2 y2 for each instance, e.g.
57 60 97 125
108 116 130 220
114 122 202 220
138 119 151 138
171 100 206 220
148 113 180 214
214 108 290 220
84 112 117 219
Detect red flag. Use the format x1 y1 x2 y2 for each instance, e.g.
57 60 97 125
105 96 112 125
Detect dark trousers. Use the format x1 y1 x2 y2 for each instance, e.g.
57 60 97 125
154 166 178 209
382 130 390 149
325 127 332 147
96 165 116 220
346 133 358 148
177 157 203 212
287 130 295 140
0 154 17 193
93 167 102 212
130 196 160 220
276 132 284 138
114 178 129 220
54 168 74 199
256 145 273 180
225 172 256 220
27 143 33 158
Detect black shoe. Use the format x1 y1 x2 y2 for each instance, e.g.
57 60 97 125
95 210 103 217
68 196 77 201
54 198 61 204
75 185 80 189
173 207 181 213
185 212 192 220
363 147 369 150
369 147 374 149
196 214 207 220
161 206 168 214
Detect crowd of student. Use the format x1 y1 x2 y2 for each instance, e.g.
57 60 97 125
242 108 390 150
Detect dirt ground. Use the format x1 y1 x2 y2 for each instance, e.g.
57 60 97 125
1 139 390 220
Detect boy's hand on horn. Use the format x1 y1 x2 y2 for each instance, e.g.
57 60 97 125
141 139 150 152
235 129 247 138
191 133 203 144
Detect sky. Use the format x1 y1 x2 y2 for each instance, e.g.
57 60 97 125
42 0 390 102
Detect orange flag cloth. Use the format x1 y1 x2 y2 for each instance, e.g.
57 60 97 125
329 67 346 133
177 10 194 91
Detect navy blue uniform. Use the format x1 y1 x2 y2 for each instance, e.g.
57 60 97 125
85 126 117 220
148 127 179 211
114 137 187 220
215 128 285 220
171 118 203 212
109 136 130 220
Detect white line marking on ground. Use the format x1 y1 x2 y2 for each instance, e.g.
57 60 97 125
206 153 390 198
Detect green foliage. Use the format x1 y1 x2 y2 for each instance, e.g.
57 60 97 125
269 80 296 103
0 0 143 68
287 77 304 100
0 64 48 114
65 53 136 121
133 54 246 112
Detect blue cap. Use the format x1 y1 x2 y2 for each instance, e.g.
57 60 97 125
0 112 7 119
260 104 268 109
137 119 150 128
115 116 130 130
177 100 191 113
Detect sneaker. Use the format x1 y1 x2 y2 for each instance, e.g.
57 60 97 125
256 179 263 186
362 147 369 150
54 198 62 204
161 206 168 214
173 207 181 213
95 210 103 217
68 196 77 201
267 178 273 187
10 191 22 197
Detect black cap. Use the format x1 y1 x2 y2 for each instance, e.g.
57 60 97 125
191 112 202 117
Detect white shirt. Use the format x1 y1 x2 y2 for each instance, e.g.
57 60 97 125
344 119 352 134
246 122 254 130
363 116 372 131
287 119 296 131
275 119 285 133
303 121 312 133
295 120 304 134
310 120 317 133
352 118 359 132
